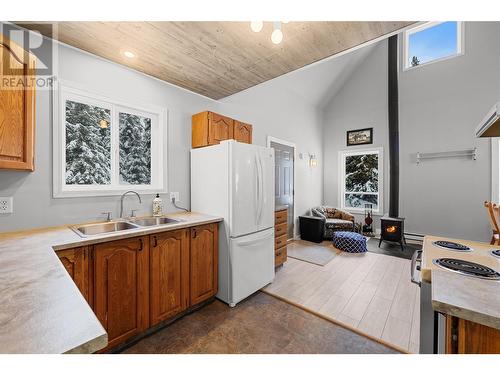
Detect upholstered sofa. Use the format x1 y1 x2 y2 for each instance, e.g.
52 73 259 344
310 206 356 239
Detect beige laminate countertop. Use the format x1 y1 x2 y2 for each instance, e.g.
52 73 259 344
0 211 222 354
421 236 500 330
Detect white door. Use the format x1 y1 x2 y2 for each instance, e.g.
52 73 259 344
257 147 275 231
229 142 259 237
229 228 275 305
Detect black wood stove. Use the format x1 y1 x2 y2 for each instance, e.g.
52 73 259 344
379 216 406 251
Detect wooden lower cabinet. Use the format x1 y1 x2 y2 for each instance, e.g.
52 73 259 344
446 315 500 354
93 236 149 350
150 229 190 325
57 246 91 304
57 223 219 352
190 224 218 305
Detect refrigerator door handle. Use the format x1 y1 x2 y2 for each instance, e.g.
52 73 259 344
254 154 260 225
257 152 264 225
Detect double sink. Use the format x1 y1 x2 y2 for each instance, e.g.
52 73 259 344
70 216 181 237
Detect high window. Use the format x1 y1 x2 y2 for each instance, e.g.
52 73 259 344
54 82 166 197
339 148 383 214
404 22 463 70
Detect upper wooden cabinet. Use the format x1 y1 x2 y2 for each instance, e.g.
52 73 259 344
150 229 190 326
57 247 91 304
192 111 252 148
190 223 218 305
233 120 252 144
0 33 36 171
93 236 149 350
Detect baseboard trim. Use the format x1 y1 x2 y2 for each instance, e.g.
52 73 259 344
261 289 411 354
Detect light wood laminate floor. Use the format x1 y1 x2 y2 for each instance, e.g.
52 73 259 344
263 240 420 353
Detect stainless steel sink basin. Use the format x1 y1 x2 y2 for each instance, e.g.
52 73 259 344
128 217 180 227
71 221 139 237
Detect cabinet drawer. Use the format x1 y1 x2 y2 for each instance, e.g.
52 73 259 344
275 234 287 249
275 222 287 237
275 246 287 267
275 209 287 225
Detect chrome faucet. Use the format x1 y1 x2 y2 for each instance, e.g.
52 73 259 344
120 191 142 218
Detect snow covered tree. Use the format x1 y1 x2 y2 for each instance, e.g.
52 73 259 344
119 112 151 185
65 100 111 184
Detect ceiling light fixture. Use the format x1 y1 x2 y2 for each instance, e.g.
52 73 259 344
250 21 263 33
123 50 136 58
271 22 283 44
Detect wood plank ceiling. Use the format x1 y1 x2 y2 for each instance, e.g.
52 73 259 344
18 22 414 100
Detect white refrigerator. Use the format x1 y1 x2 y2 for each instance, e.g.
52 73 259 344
191 140 275 307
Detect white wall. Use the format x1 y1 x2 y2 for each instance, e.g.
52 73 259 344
322 41 390 224
0 26 323 232
322 22 500 241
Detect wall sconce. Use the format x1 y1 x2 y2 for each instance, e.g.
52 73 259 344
308 153 318 167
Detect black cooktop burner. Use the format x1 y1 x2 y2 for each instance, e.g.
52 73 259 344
492 249 500 258
432 240 472 252
433 258 500 280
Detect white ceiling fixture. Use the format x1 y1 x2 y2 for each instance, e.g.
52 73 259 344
249 21 285 44
271 22 283 44
250 21 263 33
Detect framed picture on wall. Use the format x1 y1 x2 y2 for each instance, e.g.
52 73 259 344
347 127 373 146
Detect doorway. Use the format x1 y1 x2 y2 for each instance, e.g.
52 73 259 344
268 136 295 239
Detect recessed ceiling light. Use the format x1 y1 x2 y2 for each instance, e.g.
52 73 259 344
123 50 135 58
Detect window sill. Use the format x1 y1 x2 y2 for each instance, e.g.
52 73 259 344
53 187 167 199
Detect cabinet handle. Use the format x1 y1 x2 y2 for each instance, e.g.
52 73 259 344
192 229 197 238
153 236 158 248
138 238 143 251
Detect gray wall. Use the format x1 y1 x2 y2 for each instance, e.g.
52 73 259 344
0 28 323 232
322 22 500 241
322 41 390 225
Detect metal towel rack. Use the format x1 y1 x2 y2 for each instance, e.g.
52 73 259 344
416 148 477 165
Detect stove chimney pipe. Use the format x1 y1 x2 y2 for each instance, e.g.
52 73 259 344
388 35 399 218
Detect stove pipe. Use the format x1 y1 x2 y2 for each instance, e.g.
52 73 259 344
388 35 399 218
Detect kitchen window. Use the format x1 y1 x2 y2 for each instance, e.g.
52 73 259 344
339 148 383 214
403 21 463 70
54 82 167 198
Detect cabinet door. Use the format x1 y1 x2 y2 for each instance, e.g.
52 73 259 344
190 224 218 305
94 236 149 349
233 120 252 144
150 229 189 325
57 247 90 303
208 112 233 145
0 33 36 171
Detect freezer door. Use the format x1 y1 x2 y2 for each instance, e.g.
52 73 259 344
229 142 259 237
229 228 275 305
257 147 275 231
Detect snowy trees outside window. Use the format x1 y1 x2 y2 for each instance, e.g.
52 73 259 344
340 148 383 213
57 85 165 198
119 112 151 185
65 100 111 184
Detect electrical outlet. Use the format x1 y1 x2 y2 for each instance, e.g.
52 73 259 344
0 197 13 214
170 192 180 203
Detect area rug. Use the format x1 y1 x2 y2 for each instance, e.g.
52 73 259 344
366 238 421 260
287 240 337 266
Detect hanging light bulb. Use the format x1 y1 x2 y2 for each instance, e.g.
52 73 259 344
271 22 283 44
250 21 263 33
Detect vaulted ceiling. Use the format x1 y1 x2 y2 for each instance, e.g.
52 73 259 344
19 21 414 100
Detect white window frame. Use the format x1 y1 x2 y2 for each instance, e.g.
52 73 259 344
53 80 168 198
491 138 500 203
403 21 464 71
338 147 384 214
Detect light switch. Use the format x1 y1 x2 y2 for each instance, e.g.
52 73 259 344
0 197 13 214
